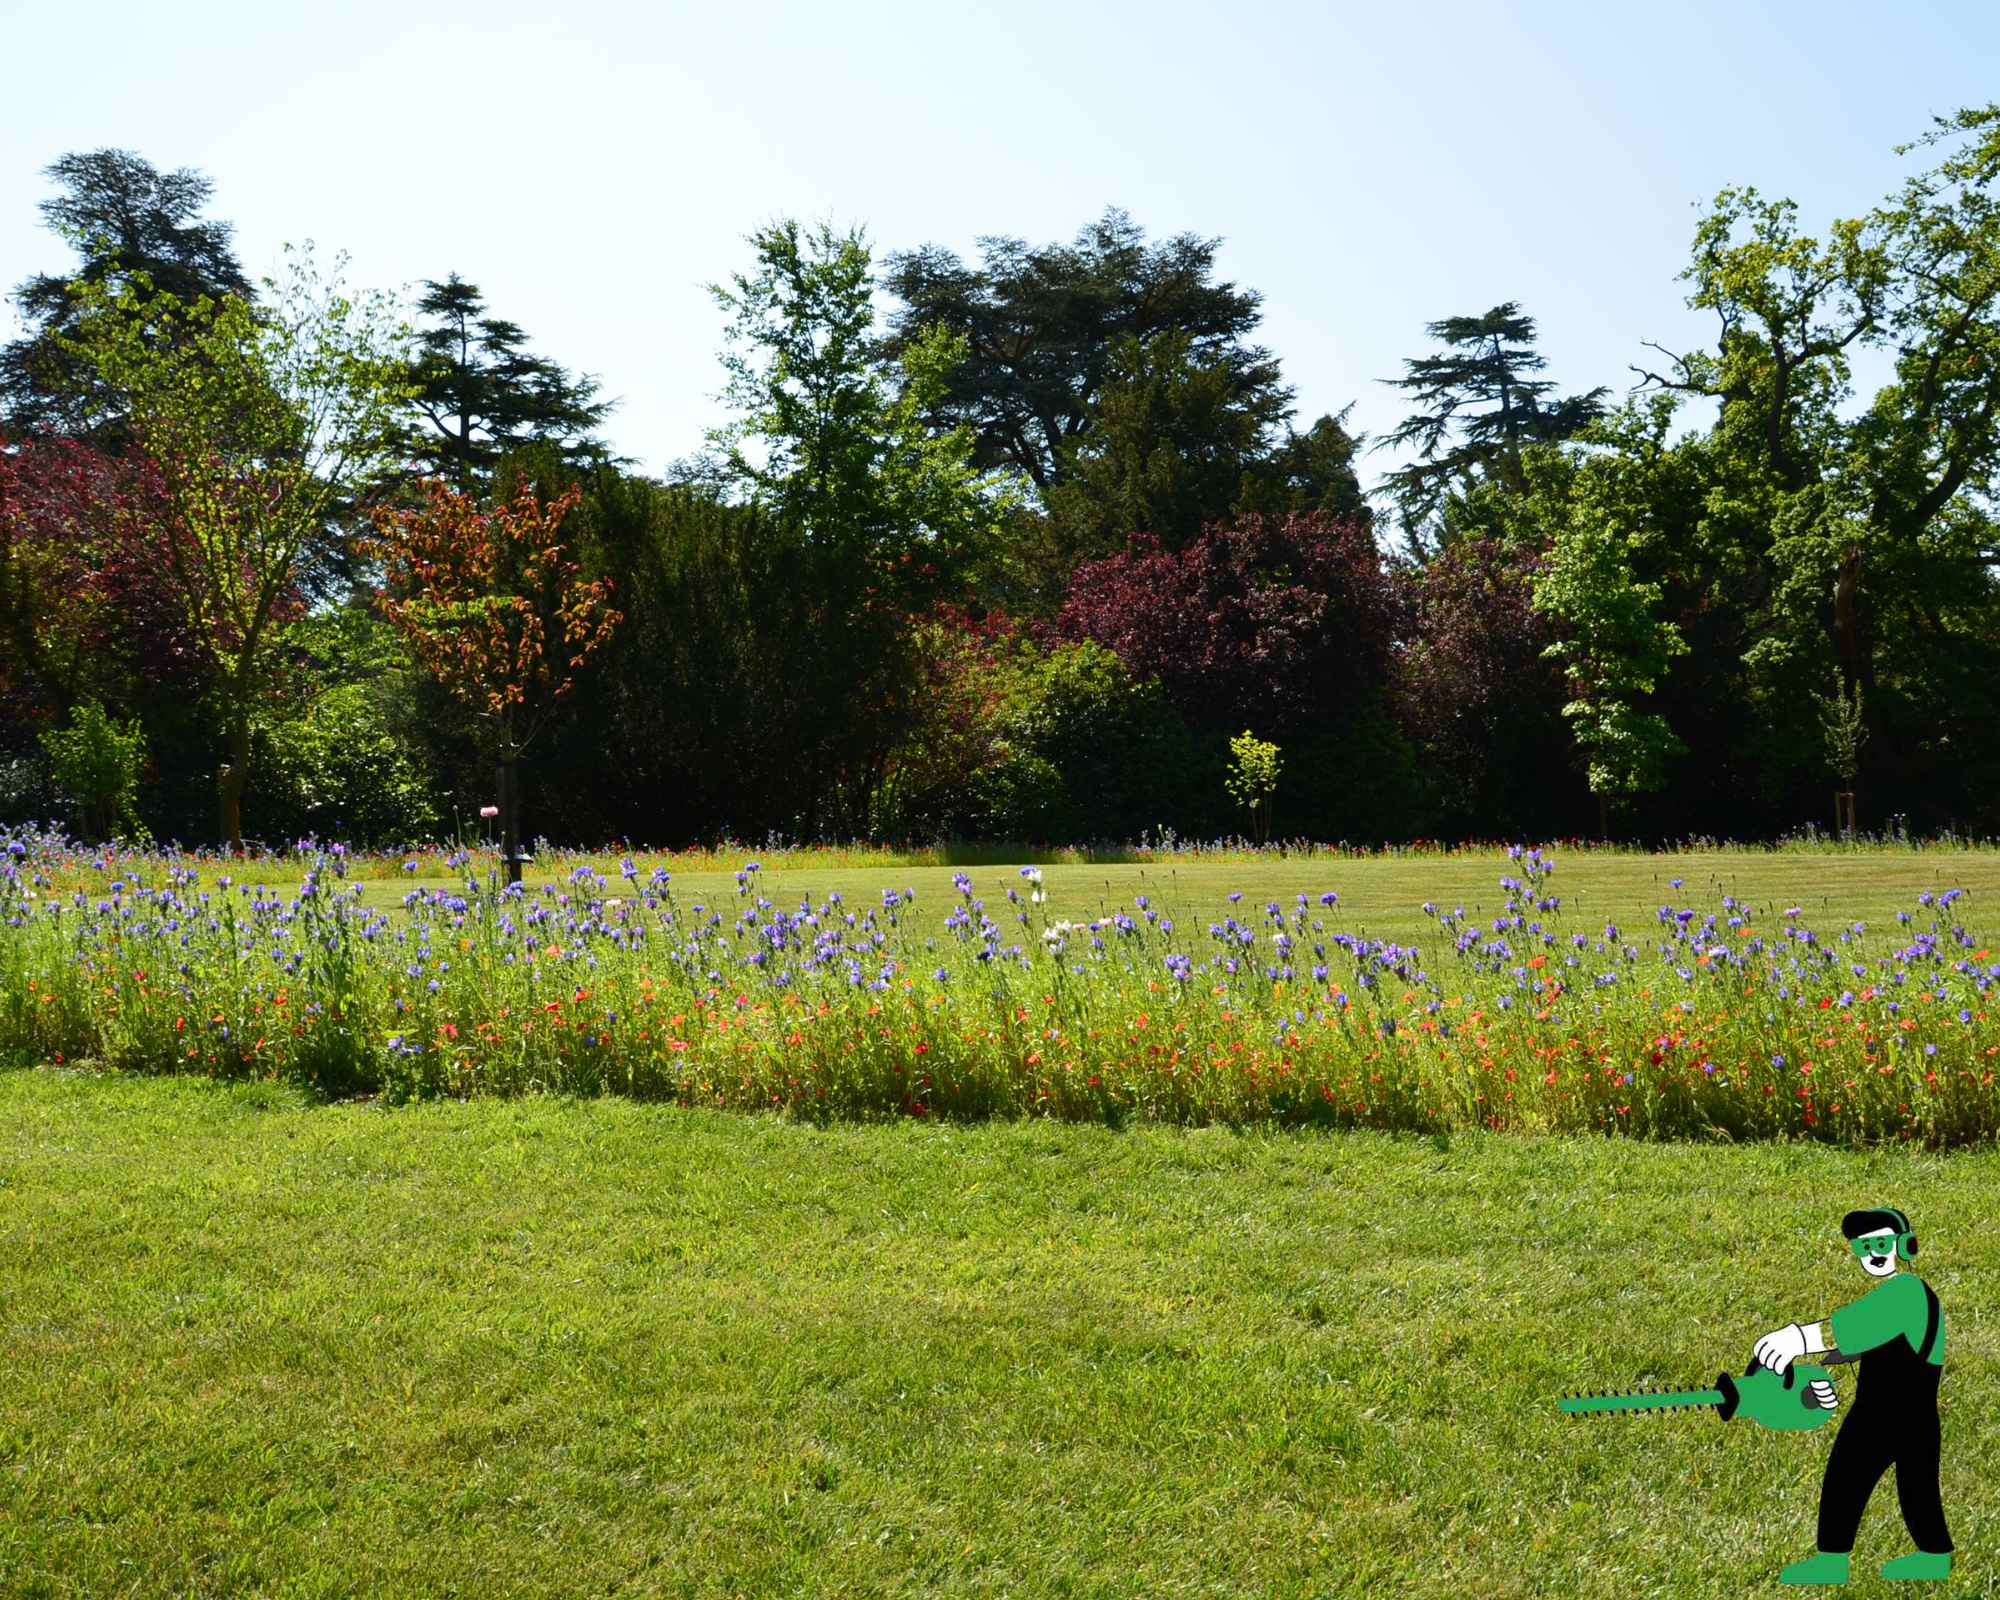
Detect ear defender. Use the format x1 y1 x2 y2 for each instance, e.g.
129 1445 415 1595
1843 1205 1919 1260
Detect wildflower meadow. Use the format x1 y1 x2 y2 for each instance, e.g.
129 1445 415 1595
6 828 1996 1147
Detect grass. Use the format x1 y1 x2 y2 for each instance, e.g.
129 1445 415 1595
22 832 2000 934
3 1061 1995 1598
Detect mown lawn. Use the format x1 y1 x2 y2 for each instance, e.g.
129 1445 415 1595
245 846 2000 941
3 1064 1994 1598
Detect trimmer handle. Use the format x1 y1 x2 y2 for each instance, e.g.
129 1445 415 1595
1741 1350 1860 1389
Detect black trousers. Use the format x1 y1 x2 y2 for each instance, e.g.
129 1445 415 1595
1816 1368 1951 1555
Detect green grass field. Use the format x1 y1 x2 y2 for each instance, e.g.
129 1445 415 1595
4 1064 1995 1598
64 842 2000 937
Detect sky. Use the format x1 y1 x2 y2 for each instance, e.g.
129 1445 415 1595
3 0 1997 497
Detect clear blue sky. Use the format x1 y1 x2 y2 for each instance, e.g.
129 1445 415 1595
4 0 1995 494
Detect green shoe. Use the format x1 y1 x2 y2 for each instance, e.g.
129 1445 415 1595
1880 1551 1951 1581
1779 1551 1851 1585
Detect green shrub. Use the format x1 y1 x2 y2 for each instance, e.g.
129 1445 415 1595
38 701 148 843
252 684 443 846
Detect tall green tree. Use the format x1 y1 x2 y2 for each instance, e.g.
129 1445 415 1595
396 275 614 490
2 149 252 441
1628 104 2000 826
880 207 1277 494
1527 421 1691 832
1043 328 1293 560
704 219 1010 833
1238 407 1373 528
1377 303 1606 555
66 246 411 849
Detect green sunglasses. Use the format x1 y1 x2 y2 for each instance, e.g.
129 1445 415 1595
1850 1232 1899 1257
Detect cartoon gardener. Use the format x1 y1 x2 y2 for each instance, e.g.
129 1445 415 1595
1753 1206 1951 1585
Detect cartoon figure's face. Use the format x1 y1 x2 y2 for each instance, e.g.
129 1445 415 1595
1850 1228 1899 1277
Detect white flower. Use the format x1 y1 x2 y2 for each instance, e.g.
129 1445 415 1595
1023 867 1043 885
1030 888 1045 904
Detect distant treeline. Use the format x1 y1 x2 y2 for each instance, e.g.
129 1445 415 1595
3 110 1999 848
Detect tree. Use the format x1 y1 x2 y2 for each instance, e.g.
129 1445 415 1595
362 479 621 881
397 275 614 490
702 218 1010 833
1529 450 1691 834
66 246 411 849
1051 511 1396 738
1239 408 1374 528
1625 104 2000 830
1377 303 1606 555
1043 328 1293 562
3 149 251 440
0 433 193 725
39 700 147 842
1388 535 1576 838
1224 730 1281 843
881 207 1276 494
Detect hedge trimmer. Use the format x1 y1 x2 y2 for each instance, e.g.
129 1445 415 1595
1560 1351 1858 1431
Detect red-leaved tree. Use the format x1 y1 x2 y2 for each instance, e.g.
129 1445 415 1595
362 479 621 881
0 433 200 732
1387 535 1577 837
1047 511 1397 736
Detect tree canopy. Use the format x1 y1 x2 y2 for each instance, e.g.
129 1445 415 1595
880 207 1277 495
2 149 253 441
396 274 615 490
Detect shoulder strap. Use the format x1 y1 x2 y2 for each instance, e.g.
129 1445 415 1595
1916 1281 1941 1363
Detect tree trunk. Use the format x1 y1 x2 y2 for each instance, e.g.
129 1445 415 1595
218 714 251 852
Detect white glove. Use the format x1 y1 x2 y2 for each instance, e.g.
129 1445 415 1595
1804 1378 1838 1412
1753 1321 1823 1373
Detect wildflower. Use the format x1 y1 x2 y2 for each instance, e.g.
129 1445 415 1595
479 806 499 819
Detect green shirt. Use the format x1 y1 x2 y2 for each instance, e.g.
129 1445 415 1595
1830 1272 1944 1366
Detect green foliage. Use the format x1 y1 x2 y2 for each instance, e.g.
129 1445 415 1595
1224 729 1281 842
994 639 1200 841
692 221 1021 835
397 274 614 490
1 148 252 440
1378 303 1605 556
251 687 442 846
37 700 147 842
1223 729 1281 809
872 631 1201 843
64 244 414 848
1044 329 1293 559
706 220 1013 602
1816 669 1868 788
880 207 1272 495
1281 698 1436 844
1234 407 1374 528
1531 454 1690 801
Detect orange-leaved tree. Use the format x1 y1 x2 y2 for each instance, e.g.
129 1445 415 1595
362 478 620 882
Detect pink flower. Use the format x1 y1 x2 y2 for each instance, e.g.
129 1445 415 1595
480 806 499 819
